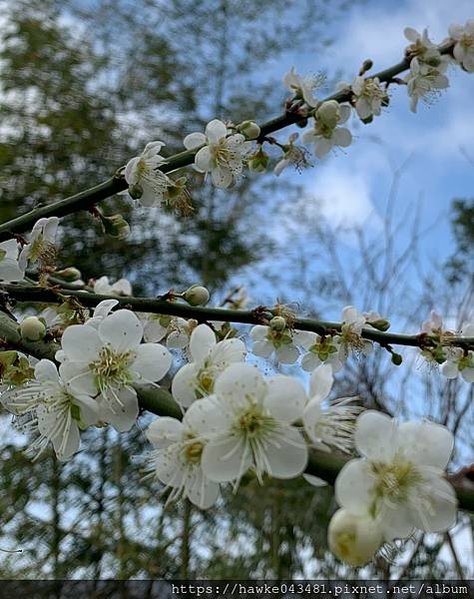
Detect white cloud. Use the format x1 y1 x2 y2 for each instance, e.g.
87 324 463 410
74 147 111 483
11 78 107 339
320 0 474 73
305 163 381 229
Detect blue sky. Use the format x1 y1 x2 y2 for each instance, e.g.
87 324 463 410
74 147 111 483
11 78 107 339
271 0 474 261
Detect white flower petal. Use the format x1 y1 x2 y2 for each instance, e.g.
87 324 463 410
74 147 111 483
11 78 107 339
59 362 97 396
335 459 375 515
99 309 143 352
146 417 183 448
183 132 206 150
309 363 333 401
214 363 266 406
397 421 453 469
34 359 60 384
171 363 200 407
131 343 172 383
99 387 138 432
189 324 216 363
354 410 397 461
195 146 212 172
202 435 251 482
265 375 307 422
61 324 101 361
205 119 227 143
264 428 308 479
210 338 246 368
410 476 457 533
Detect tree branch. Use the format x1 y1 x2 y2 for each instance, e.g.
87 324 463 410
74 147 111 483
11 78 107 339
0 308 472 513
1 282 473 351
0 42 454 241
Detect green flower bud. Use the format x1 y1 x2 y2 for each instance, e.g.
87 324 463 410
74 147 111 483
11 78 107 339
368 319 390 332
128 183 143 199
391 352 403 366
269 316 287 331
184 285 210 306
237 120 261 140
55 267 82 282
100 214 131 240
248 147 269 173
20 316 46 341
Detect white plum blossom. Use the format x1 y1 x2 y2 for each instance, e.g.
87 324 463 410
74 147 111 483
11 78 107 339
83 299 120 330
404 27 443 66
449 20 474 72
191 363 308 485
183 119 252 188
337 306 373 361
351 76 387 120
124 141 171 207
302 100 352 158
19 217 59 271
145 412 220 509
283 66 322 107
250 324 315 364
144 314 196 350
421 310 445 335
300 332 343 373
405 57 449 113
0 239 24 282
440 321 474 383
335 411 457 541
273 132 310 175
93 276 132 296
1 359 99 461
58 309 172 431
303 364 360 453
171 324 246 407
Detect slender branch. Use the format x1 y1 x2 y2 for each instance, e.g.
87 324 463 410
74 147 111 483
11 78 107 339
2 282 473 351
0 42 454 241
0 309 472 513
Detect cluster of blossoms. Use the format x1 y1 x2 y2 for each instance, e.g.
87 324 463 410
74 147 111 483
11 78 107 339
0 291 468 567
329 411 457 566
420 311 474 382
403 28 451 112
0 20 473 569
0 216 60 284
2 301 172 458
118 20 474 206
250 305 382 371
145 324 363 509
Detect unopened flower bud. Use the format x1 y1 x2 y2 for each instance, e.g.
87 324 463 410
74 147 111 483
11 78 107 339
100 214 131 240
55 267 82 282
316 100 340 129
391 352 403 366
184 285 210 306
368 319 390 332
270 316 287 331
237 120 261 140
359 59 374 75
248 147 269 173
128 183 143 200
328 509 383 567
20 316 46 342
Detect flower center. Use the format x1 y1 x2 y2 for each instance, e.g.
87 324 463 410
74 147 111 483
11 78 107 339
370 459 421 509
210 139 239 171
197 368 215 396
182 432 204 464
89 346 132 393
237 404 274 438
